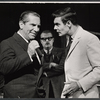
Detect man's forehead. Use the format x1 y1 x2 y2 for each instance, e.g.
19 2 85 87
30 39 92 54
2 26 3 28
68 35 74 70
26 14 40 22
41 33 52 37
54 17 62 22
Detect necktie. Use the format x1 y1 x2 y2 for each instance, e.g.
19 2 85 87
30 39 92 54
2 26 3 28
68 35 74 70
65 36 73 56
47 49 49 55
44 49 50 63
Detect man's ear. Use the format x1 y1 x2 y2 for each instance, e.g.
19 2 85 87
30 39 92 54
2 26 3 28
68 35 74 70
66 20 72 29
19 21 24 29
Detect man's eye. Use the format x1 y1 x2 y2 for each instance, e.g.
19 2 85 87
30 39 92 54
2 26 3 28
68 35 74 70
31 24 35 26
31 24 40 28
55 23 60 26
38 25 40 28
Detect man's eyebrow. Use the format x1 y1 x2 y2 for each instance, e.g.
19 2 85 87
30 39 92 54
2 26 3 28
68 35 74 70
31 23 36 26
31 23 41 27
54 23 59 25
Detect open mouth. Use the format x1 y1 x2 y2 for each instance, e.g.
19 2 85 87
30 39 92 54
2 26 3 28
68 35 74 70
57 31 61 34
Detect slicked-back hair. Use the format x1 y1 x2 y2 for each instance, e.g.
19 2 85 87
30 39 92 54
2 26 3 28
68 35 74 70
52 7 77 25
19 10 40 23
40 30 54 37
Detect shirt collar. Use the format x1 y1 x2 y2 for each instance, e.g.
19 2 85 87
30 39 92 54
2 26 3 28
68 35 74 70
71 25 80 40
17 31 29 43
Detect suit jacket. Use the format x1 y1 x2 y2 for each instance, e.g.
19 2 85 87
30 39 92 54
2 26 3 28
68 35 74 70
37 47 65 98
62 26 100 98
0 33 41 98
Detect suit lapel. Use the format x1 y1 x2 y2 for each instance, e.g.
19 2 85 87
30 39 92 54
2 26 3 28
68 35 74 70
67 26 82 58
13 33 28 51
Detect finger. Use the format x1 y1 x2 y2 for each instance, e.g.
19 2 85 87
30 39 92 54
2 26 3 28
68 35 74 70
63 89 71 96
63 87 71 93
63 89 74 96
63 85 71 92
68 90 73 95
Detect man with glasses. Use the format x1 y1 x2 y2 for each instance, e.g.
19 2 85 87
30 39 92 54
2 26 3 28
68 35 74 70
38 30 65 98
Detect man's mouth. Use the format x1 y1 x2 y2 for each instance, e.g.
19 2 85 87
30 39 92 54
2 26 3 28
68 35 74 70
57 31 61 34
46 43 50 45
57 30 60 32
31 32 37 37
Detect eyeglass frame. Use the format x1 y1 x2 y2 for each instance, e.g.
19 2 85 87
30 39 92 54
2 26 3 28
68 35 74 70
40 36 53 41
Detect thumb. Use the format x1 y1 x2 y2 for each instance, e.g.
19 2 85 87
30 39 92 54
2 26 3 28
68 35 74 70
30 40 40 49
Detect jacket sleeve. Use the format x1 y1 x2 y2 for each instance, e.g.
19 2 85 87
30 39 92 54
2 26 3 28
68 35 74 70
0 40 32 75
43 49 65 77
79 35 100 92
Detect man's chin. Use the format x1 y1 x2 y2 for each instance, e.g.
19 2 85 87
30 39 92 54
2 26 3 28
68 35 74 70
45 46 50 49
58 32 63 36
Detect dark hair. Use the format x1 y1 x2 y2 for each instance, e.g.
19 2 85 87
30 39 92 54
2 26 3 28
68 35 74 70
19 10 40 23
52 7 77 25
41 30 54 37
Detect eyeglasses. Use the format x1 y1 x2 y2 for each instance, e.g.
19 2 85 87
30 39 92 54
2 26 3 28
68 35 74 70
40 37 53 41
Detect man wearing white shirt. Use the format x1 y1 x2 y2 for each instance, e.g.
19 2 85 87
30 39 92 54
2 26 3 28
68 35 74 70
38 30 65 98
52 7 100 98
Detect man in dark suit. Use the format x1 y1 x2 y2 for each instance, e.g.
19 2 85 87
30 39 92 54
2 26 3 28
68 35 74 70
0 11 42 98
38 30 65 98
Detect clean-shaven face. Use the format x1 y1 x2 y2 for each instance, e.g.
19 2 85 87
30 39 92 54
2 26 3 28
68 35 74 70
54 17 69 36
22 14 41 40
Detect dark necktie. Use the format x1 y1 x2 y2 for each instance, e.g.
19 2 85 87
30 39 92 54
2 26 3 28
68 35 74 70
47 49 49 55
44 49 50 63
65 36 73 56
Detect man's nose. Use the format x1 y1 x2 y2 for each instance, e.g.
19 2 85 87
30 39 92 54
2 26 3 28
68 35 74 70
54 25 57 30
45 39 49 42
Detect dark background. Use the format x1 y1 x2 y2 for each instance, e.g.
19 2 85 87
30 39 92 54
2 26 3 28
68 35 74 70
0 3 100 48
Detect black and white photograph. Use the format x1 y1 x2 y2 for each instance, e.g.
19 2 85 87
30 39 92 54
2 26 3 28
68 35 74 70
0 1 100 98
